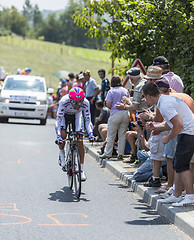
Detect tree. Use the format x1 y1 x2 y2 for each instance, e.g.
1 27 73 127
32 4 43 31
0 7 28 36
59 0 104 48
22 0 33 23
73 0 194 95
38 13 61 43
10 7 28 36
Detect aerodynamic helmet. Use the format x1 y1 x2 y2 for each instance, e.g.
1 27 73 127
69 87 85 101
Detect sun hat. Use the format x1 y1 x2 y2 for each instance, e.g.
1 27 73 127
78 73 84 80
144 66 162 80
152 56 169 66
126 67 140 76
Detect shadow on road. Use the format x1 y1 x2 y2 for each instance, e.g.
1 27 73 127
125 199 170 226
48 187 90 203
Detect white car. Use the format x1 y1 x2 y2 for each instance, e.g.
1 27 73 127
0 75 48 125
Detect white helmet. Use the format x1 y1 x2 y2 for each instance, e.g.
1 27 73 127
47 88 54 94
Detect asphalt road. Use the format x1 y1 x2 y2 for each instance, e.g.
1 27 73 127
0 118 191 240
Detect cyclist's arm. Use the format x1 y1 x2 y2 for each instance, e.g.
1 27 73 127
82 100 93 135
55 100 65 138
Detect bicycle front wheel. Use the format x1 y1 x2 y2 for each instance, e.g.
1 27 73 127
66 144 73 189
72 147 81 198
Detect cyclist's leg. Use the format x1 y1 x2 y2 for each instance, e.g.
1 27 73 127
58 117 67 167
76 139 84 164
75 112 87 181
76 139 86 181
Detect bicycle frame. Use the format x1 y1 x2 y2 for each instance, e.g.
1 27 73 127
65 123 82 199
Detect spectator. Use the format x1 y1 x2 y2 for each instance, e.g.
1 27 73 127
98 69 110 102
132 122 166 182
93 100 110 142
142 82 194 207
101 75 130 160
66 72 77 92
154 78 194 193
0 67 6 81
140 78 194 192
137 66 168 187
116 66 162 163
47 88 54 118
83 70 100 125
52 96 58 119
97 124 108 155
75 73 84 90
115 67 147 114
125 129 138 163
60 79 68 97
152 56 184 93
21 67 32 75
16 68 21 75
97 123 118 157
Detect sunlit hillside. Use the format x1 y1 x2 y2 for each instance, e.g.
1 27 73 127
0 36 127 90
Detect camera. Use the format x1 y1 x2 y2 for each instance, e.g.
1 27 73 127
131 119 143 128
137 119 143 127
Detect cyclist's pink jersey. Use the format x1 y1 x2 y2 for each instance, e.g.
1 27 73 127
55 94 93 136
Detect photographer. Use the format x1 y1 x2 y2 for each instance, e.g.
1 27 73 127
115 67 147 115
125 119 144 163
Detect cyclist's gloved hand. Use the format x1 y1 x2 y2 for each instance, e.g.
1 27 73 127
89 132 95 142
55 136 63 144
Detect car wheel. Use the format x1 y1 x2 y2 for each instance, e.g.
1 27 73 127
40 118 47 125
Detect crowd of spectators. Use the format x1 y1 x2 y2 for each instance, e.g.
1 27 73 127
48 56 194 207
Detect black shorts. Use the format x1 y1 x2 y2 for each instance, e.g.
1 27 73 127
61 114 76 132
173 134 194 173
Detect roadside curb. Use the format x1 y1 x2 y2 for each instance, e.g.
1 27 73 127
84 142 194 239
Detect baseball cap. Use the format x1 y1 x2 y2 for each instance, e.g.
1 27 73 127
83 70 90 76
155 77 170 89
126 67 140 76
60 78 67 84
152 56 169 66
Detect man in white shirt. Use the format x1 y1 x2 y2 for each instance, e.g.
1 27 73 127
142 82 194 206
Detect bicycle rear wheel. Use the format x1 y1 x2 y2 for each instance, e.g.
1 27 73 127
72 146 81 198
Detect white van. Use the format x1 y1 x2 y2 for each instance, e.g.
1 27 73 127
0 75 48 125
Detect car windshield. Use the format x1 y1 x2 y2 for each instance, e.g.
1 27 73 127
4 78 45 92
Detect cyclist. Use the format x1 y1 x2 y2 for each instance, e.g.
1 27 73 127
55 87 94 181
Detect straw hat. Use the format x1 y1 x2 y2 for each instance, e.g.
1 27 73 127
144 66 162 80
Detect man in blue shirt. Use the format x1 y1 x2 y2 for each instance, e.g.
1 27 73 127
98 69 110 102
83 70 100 125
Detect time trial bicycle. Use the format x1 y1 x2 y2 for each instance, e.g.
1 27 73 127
63 123 83 199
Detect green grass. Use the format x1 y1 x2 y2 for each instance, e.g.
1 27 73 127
0 36 127 90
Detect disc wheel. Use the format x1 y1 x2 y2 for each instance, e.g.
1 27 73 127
72 147 81 199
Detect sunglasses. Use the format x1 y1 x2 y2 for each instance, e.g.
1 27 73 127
70 99 84 106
